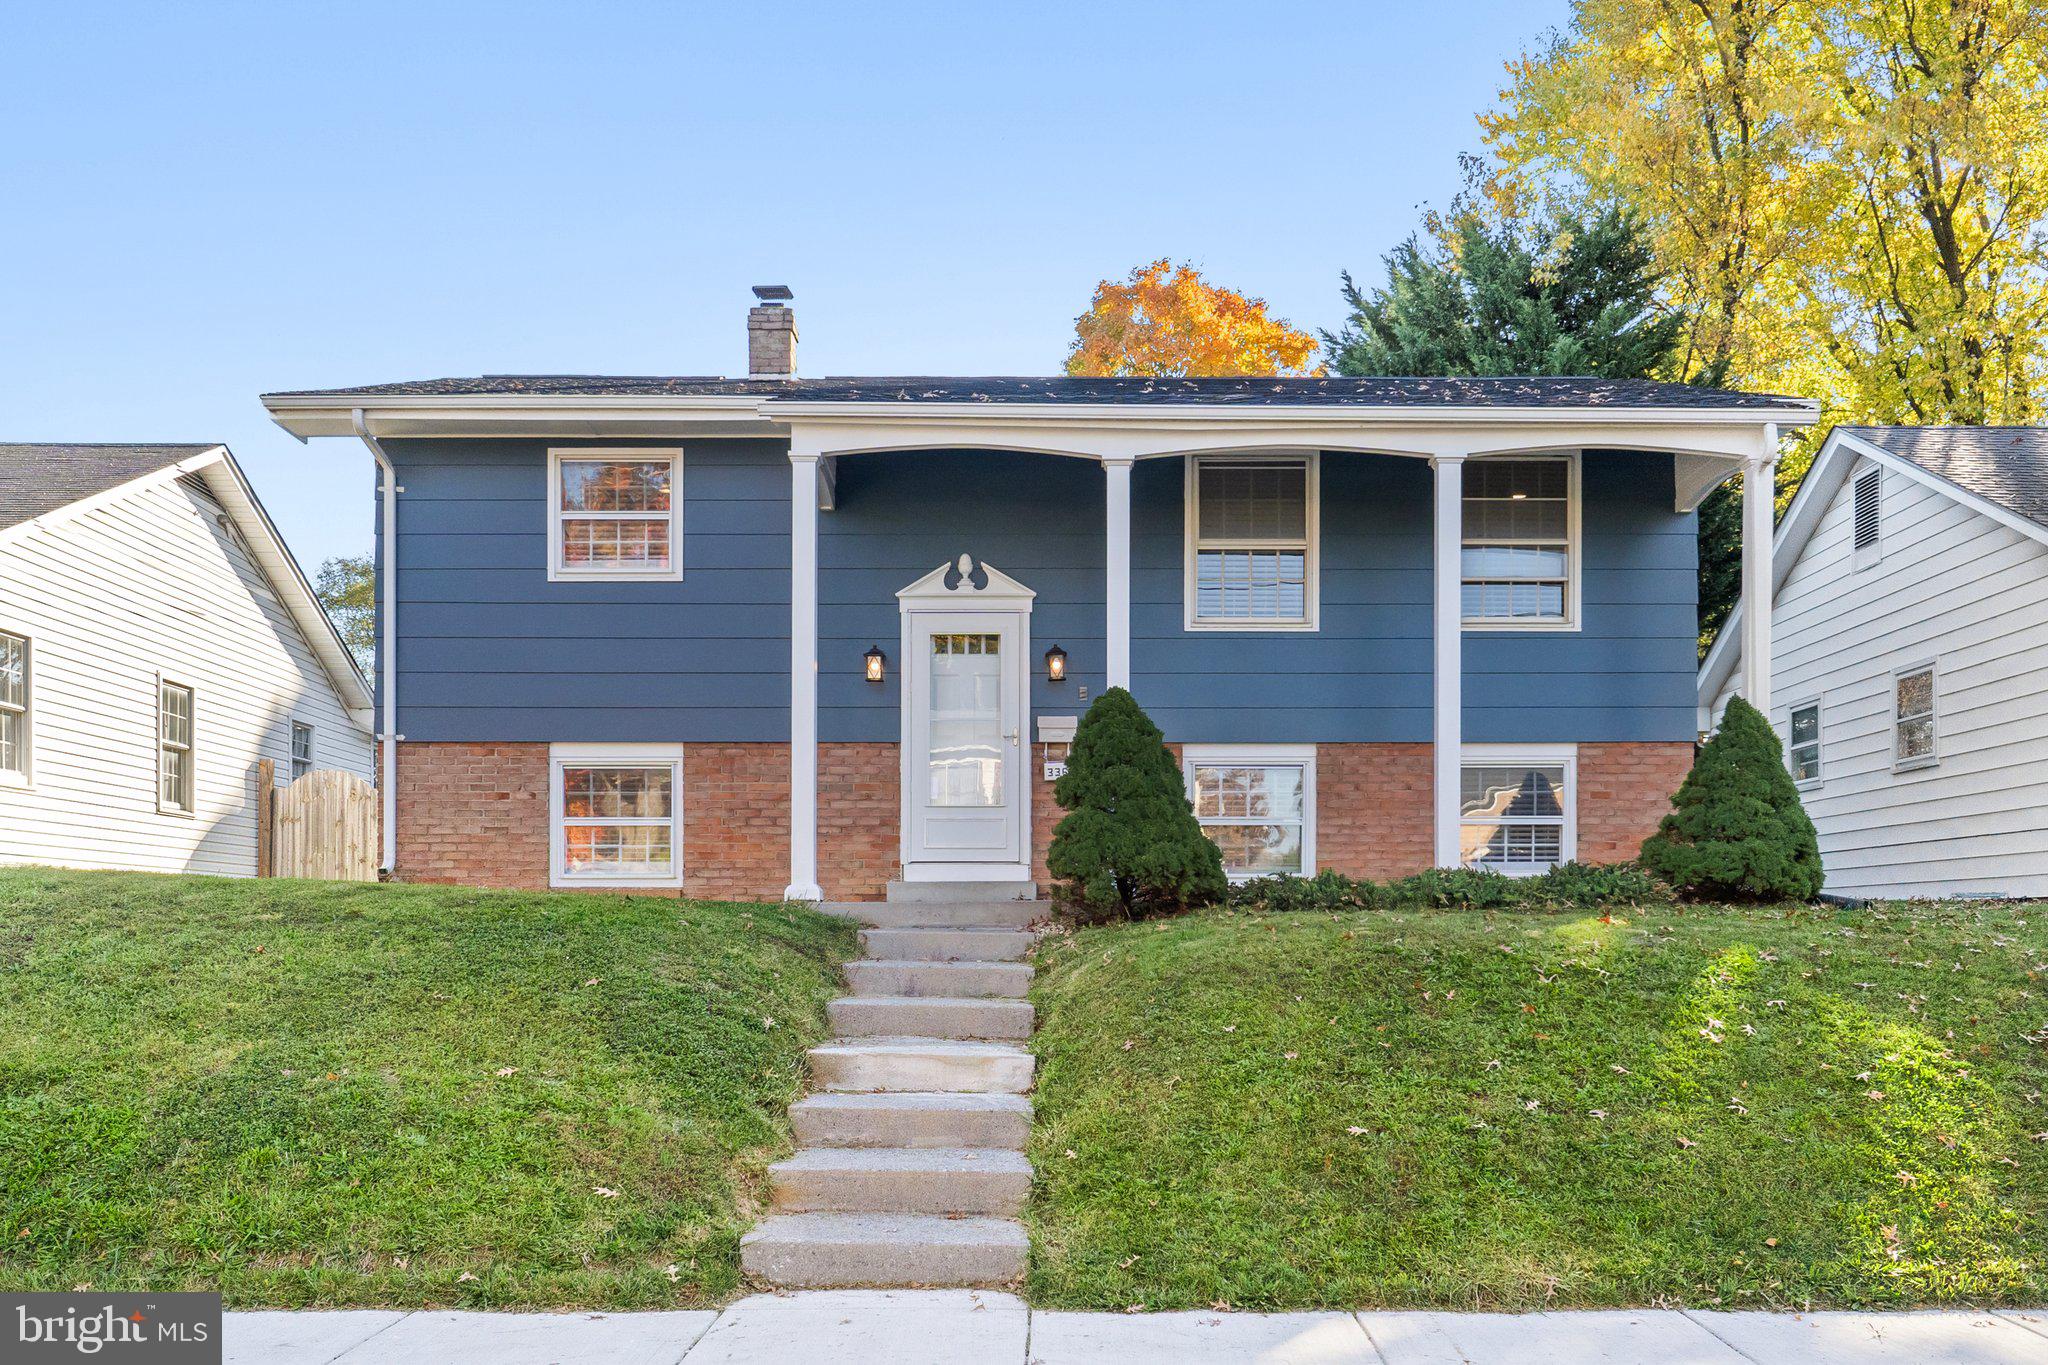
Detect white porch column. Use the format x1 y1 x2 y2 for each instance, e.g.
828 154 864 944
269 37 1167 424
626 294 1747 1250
1103 455 1133 691
1740 427 1779 717
1432 453 1466 868
786 450 823 901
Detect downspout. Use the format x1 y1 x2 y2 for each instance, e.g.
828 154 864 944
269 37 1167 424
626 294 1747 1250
352 408 399 875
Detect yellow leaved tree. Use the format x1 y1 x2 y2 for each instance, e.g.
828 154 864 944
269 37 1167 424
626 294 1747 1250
1065 260 1322 377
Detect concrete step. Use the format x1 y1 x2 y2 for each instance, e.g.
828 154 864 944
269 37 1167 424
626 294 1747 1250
828 995 1034 1041
859 927 1034 962
844 959 1034 999
740 1212 1027 1288
809 1038 1035 1094
825 900 1047 929
886 880 1038 903
791 1092 1033 1150
768 1147 1031 1215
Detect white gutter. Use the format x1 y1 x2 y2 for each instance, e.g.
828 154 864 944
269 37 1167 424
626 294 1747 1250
352 408 399 875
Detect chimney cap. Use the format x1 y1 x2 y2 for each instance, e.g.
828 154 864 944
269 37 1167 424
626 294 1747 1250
752 284 794 303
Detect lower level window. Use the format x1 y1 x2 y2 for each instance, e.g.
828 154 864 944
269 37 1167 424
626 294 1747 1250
1460 747 1576 874
550 745 684 887
1182 745 1315 879
1787 701 1821 784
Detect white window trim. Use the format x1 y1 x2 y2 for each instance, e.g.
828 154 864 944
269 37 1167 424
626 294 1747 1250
1784 696 1823 790
546 448 685 583
1460 742 1578 876
1461 452 1583 633
1182 451 1320 632
548 742 686 890
0 627 29 788
157 674 196 818
290 719 315 781
1180 743 1317 881
1851 463 1883 572
1891 660 1938 773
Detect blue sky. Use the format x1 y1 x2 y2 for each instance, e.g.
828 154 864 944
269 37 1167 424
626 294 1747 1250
1 1 1568 568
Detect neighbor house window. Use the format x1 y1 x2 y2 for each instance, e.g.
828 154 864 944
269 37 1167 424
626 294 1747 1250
548 449 682 580
1893 664 1936 769
0 631 27 785
1460 747 1576 874
1182 745 1315 879
1463 457 1577 626
1186 455 1317 628
158 680 195 814
1852 465 1882 569
1787 701 1822 785
549 744 684 888
290 721 315 780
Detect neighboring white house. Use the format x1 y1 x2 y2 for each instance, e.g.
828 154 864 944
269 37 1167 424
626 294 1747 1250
0 443 374 876
1701 426 2048 900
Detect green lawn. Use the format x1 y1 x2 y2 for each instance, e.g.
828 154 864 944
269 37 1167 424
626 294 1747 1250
0 866 854 1309
1028 900 2048 1312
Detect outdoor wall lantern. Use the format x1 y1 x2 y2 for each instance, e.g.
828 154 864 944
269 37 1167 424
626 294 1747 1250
1044 644 1067 682
864 645 886 683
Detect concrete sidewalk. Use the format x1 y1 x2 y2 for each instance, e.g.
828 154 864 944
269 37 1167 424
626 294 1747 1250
226 1291 2048 1364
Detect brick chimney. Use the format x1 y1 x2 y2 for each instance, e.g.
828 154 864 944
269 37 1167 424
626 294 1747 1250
748 284 797 379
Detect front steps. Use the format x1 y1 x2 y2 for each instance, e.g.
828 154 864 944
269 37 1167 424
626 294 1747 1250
741 883 1045 1288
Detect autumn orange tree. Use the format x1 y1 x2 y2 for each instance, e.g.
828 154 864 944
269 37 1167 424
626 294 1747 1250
1065 260 1322 377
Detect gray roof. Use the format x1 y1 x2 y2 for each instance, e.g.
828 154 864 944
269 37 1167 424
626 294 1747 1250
264 374 1809 409
0 443 220 532
1842 426 2048 530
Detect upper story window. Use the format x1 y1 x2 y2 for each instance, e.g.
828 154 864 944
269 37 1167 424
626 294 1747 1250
1460 746 1576 874
159 679 195 814
1185 454 1318 630
1182 745 1315 880
548 449 682 581
1893 663 1936 770
1787 700 1822 785
290 721 315 780
1463 457 1578 628
0 630 28 785
1852 465 1882 569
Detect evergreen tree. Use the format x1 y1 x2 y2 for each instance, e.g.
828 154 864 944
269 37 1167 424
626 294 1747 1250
1324 205 1684 380
1046 688 1226 918
1639 697 1824 902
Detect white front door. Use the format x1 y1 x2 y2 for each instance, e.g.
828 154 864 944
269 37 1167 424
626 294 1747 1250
903 609 1028 876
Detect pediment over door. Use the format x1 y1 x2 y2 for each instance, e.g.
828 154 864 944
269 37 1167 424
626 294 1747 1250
896 555 1037 609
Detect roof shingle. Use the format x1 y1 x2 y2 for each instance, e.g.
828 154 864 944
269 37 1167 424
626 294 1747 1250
263 374 1810 409
0 443 221 532
1841 426 2048 530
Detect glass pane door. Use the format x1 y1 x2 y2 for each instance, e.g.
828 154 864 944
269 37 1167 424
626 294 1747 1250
928 632 1003 807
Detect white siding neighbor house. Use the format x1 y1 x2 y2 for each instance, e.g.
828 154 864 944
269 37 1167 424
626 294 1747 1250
1700 426 2048 899
0 443 373 876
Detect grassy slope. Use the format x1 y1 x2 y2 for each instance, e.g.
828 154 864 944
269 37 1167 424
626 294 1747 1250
1029 901 2048 1311
0 867 854 1308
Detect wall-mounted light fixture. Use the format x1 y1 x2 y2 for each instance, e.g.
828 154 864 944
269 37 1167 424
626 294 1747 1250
1044 644 1067 682
864 645 886 683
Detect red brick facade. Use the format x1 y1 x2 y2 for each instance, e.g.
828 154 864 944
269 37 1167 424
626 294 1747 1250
1575 741 1695 864
392 738 1690 900
1315 743 1436 880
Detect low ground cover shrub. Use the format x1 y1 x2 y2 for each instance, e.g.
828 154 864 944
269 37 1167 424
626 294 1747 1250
1228 860 1671 912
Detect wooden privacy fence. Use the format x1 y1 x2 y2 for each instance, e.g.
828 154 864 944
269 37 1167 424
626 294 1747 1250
256 760 380 881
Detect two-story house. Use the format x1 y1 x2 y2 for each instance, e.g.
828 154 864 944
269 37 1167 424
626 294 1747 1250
260 289 1814 902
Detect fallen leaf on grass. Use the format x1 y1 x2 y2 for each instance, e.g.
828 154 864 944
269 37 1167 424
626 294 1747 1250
1676 1136 1698 1148
593 1186 620 1199
457 1271 478 1283
494 1067 518 1077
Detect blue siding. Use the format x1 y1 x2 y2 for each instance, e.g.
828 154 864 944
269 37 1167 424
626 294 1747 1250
385 440 1697 746
385 437 791 742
